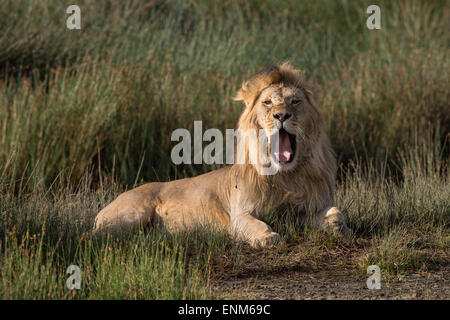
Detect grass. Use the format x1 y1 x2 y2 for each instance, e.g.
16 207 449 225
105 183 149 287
0 0 448 299
0 184 216 299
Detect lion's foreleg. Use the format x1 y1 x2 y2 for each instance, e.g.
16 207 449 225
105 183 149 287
230 214 280 248
229 186 280 247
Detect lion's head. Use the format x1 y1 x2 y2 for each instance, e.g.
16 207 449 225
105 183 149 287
234 63 325 174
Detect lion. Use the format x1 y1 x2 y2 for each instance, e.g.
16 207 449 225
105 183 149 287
93 63 350 247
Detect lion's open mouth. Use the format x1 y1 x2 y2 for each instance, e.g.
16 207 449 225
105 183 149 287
274 128 296 163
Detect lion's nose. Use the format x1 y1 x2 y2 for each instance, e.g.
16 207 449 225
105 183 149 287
273 112 291 122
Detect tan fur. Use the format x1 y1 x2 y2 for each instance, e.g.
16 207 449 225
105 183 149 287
93 63 350 246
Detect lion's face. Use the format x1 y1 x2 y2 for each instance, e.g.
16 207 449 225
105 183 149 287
235 64 324 174
254 84 318 172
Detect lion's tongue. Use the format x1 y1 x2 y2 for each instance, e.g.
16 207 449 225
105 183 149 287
275 129 293 163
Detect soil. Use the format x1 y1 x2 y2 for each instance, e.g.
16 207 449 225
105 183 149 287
212 267 449 300
210 241 449 300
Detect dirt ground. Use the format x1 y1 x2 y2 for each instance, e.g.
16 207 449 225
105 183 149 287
212 267 449 299
210 241 449 300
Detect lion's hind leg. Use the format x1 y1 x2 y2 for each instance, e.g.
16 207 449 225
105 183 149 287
93 191 155 235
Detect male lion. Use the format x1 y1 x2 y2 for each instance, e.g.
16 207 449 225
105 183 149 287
93 63 350 247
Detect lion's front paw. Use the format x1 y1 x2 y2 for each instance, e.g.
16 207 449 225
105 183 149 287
324 213 351 236
250 232 281 248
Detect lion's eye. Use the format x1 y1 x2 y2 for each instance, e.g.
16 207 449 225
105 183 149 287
292 99 301 105
263 100 272 105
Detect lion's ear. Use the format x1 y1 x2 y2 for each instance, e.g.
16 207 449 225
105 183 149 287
233 81 248 102
234 66 282 108
303 82 322 106
233 81 256 108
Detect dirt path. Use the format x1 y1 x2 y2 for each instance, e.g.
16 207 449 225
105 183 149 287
210 236 449 300
212 267 449 299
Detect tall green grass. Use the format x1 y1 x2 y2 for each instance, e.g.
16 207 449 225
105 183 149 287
0 182 214 299
0 0 448 188
1 230 210 299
